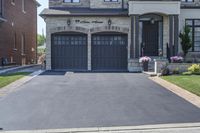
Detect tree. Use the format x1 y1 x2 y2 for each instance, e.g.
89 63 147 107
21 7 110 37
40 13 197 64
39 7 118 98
37 34 46 46
179 26 192 57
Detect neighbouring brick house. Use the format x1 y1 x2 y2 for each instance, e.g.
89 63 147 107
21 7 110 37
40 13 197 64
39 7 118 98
41 0 200 72
0 0 40 66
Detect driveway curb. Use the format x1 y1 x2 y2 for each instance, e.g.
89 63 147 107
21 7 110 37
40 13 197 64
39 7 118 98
149 76 200 108
0 70 45 98
1 123 200 133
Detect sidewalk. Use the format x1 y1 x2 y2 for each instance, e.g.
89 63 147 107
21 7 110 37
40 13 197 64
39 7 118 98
0 64 42 75
1 123 200 133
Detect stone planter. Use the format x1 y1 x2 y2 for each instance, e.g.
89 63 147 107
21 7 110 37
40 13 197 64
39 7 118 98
168 63 193 73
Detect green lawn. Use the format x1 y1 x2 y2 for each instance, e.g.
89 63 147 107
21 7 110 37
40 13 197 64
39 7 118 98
162 75 200 96
0 72 30 89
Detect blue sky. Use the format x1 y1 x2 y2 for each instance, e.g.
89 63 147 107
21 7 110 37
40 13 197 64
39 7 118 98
37 0 48 35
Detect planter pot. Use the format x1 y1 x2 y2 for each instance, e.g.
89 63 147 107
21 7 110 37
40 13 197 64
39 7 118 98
142 61 149 71
171 60 183 63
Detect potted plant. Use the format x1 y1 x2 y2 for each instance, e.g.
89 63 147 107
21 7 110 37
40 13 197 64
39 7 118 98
170 56 184 63
139 56 152 71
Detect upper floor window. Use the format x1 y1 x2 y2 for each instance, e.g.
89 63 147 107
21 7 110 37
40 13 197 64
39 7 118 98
186 19 200 52
64 0 80 3
104 0 118 2
0 0 3 17
181 0 194 2
13 32 17 50
21 33 25 55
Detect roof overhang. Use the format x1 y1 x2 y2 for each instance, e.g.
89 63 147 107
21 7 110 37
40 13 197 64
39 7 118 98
40 8 128 18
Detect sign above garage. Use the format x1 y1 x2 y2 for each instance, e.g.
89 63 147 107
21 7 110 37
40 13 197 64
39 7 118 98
75 20 104 24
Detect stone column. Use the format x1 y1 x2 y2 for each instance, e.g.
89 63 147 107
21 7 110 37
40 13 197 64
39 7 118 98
128 15 142 72
130 15 135 59
169 15 179 57
169 15 174 57
135 15 140 58
174 15 179 55
46 30 51 70
130 15 140 59
88 33 91 71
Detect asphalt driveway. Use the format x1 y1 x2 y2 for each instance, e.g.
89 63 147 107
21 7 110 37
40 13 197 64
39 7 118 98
0 72 200 131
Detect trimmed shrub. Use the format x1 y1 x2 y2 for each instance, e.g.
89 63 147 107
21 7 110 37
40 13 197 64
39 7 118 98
188 64 200 75
182 71 192 75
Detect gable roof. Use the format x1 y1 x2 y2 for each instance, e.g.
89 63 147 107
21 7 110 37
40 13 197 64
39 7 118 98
40 7 128 17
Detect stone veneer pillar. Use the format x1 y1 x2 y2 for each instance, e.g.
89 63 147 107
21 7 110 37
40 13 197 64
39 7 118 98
88 33 91 71
174 15 179 55
128 15 142 72
169 15 179 57
46 31 51 70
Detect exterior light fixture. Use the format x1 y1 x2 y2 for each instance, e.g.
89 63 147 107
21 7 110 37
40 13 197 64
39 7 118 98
67 19 71 26
150 18 155 24
108 19 112 26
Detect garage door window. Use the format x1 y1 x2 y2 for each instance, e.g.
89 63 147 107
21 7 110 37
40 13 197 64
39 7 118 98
93 35 126 45
53 35 86 45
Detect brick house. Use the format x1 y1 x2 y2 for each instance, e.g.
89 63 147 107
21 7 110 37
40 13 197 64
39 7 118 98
41 0 200 72
0 0 40 66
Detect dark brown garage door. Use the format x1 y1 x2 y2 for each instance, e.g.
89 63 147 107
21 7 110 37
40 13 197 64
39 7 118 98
51 33 87 71
92 33 128 71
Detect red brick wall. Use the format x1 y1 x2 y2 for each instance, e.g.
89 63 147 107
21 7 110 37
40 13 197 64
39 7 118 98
0 0 37 66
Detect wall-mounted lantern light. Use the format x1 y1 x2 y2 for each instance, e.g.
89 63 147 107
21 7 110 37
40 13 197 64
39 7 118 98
67 19 71 26
150 18 155 24
108 19 112 26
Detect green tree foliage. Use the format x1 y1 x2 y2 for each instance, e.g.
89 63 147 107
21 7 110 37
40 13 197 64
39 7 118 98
37 34 46 46
179 26 192 57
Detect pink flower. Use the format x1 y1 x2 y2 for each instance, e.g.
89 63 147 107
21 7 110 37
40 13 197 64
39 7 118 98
139 56 152 63
170 56 183 63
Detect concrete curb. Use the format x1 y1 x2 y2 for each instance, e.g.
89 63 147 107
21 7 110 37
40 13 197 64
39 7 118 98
0 70 45 98
1 123 200 133
0 64 41 75
149 76 200 108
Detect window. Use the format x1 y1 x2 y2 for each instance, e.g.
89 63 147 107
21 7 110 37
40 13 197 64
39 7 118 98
21 34 25 54
13 33 17 50
0 0 3 17
104 0 118 2
186 19 200 52
63 0 80 3
22 0 25 13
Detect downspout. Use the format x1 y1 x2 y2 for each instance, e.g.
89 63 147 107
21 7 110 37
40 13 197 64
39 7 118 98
122 0 124 10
